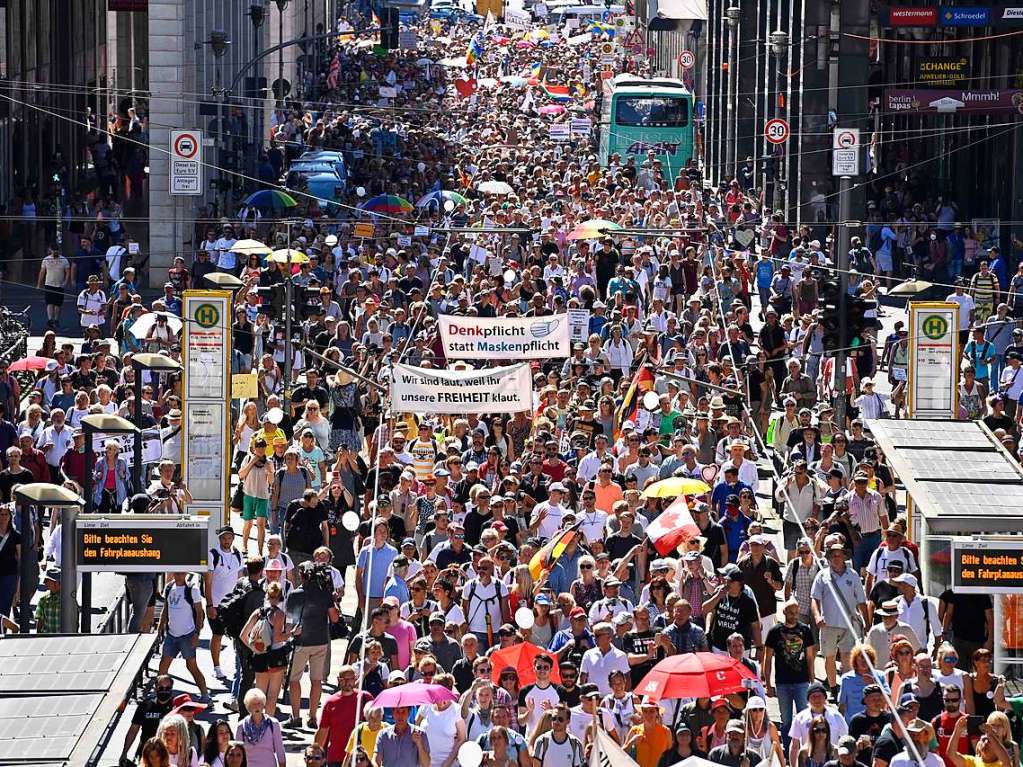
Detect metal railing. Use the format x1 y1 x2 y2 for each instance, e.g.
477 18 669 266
97 588 132 634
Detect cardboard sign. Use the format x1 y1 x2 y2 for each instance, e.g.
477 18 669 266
354 222 376 238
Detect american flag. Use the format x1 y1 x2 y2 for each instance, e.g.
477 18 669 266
326 53 340 90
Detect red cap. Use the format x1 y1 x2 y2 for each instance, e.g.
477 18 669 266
570 607 586 619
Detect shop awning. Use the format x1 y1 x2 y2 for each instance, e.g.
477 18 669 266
647 0 707 30
868 419 1023 534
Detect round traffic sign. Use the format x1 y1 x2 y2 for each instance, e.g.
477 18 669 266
835 129 857 149
922 314 949 340
678 50 696 70
764 118 789 144
174 133 198 159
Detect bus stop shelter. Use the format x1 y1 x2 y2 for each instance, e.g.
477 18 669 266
868 419 1023 675
0 633 157 766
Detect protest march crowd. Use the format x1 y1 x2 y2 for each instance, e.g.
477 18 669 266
3 5 1022 767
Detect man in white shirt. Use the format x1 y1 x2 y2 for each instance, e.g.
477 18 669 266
946 282 976 335
460 556 510 651
579 622 630 695
38 411 74 478
788 683 849 765
893 573 942 652
204 526 244 680
214 224 239 273
718 439 759 493
576 488 608 544
587 579 634 624
530 483 568 540
76 275 107 332
157 572 209 699
37 246 72 329
517 652 564 737
575 435 618 483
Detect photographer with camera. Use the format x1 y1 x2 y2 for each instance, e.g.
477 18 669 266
147 458 192 514
285 560 339 730
284 486 330 568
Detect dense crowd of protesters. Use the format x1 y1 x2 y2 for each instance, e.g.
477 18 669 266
2 7 1022 767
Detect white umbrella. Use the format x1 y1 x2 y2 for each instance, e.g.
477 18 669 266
230 238 272 256
439 56 469 68
477 180 514 195
129 312 183 340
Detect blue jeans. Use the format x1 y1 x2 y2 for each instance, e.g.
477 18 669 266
990 354 1004 391
776 682 808 746
853 531 881 572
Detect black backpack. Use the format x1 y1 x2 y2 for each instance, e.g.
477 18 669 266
218 581 260 639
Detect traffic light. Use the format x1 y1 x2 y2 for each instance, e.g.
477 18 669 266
818 275 842 352
847 296 877 350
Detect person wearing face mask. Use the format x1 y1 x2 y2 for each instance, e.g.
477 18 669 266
119 674 176 766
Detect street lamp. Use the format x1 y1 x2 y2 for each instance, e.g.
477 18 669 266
724 3 740 181
15 483 83 633
274 0 291 110
206 30 232 215
80 414 140 632
769 30 789 214
130 353 181 492
248 3 267 28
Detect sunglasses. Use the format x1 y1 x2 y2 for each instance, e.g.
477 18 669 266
580 564 593 570
554 716 569 724
477 666 492 673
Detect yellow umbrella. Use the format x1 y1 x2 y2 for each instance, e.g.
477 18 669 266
641 477 711 499
230 238 272 256
269 248 309 265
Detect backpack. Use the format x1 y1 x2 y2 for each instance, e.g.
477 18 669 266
247 607 274 654
218 581 259 639
465 578 504 628
533 732 583 767
164 582 197 633
210 548 242 569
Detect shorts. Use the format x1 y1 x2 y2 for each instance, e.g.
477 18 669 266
783 520 805 550
210 615 226 636
162 631 198 660
289 644 328 682
242 495 269 520
819 625 857 656
251 644 291 673
44 286 65 306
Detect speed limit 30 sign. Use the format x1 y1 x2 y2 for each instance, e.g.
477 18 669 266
678 50 696 69
764 118 789 145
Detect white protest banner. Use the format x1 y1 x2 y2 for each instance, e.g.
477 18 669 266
414 225 430 237
566 31 592 45
549 123 570 141
505 7 531 30
440 314 571 359
567 308 590 341
392 363 533 414
570 117 593 136
379 85 398 98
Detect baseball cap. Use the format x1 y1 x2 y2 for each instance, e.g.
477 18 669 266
893 573 919 589
807 682 828 698
725 720 745 734
837 736 858 757
570 607 587 619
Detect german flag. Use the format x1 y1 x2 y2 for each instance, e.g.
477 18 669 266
528 522 582 580
614 364 655 440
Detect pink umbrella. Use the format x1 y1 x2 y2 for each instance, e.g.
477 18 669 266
372 682 459 708
539 105 566 115
515 40 536 49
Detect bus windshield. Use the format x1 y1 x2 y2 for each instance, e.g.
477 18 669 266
614 96 690 128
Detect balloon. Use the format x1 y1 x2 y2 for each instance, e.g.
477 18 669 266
417 161 426 172
444 199 456 212
457 742 484 767
356 186 366 197
515 607 535 630
642 391 660 411
266 407 284 424
503 268 517 285
342 511 361 532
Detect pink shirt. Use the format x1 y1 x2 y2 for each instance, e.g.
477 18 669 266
386 619 418 670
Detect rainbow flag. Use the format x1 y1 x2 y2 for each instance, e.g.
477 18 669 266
465 34 484 67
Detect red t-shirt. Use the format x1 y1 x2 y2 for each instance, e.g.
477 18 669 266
933 711 972 767
321 690 374 762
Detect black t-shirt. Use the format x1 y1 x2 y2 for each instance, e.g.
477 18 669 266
290 384 329 413
451 655 477 694
849 711 892 762
939 589 992 643
561 683 581 708
358 515 405 547
709 592 760 650
606 532 643 580
700 522 728 568
872 724 905 766
0 527 21 577
284 502 327 553
622 628 659 688
130 696 174 747
764 621 815 684
347 630 399 665
436 544 471 569
0 468 35 503
285 585 334 646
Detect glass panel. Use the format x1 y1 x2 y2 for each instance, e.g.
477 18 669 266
615 96 690 128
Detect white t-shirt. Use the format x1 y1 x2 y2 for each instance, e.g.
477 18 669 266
461 578 506 634
207 546 244 607
789 706 848 748
165 583 201 638
578 509 608 543
531 732 584 767
532 502 565 540
519 682 562 736
890 751 943 767
580 645 630 695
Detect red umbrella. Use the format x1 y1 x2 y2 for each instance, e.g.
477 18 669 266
8 356 52 372
637 652 758 701
489 642 561 688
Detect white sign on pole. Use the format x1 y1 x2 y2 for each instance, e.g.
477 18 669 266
170 129 203 196
569 118 592 136
182 290 233 531
908 302 959 419
439 314 571 359
398 29 417 48
567 308 591 341
183 294 231 401
832 127 860 176
505 8 531 30
392 363 533 414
